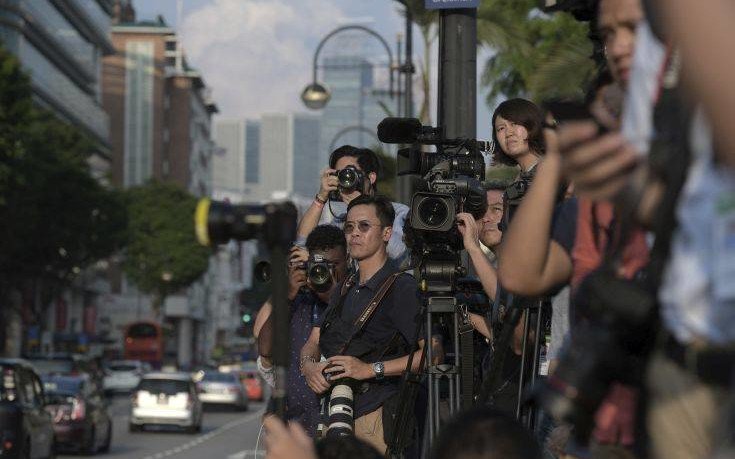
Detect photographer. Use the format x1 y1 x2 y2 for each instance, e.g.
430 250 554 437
296 145 409 263
300 195 423 454
257 225 349 436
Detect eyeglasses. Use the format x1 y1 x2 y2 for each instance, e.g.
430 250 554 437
343 220 381 235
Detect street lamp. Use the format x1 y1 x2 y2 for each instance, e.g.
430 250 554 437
301 25 396 111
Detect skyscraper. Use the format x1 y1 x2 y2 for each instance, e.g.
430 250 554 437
319 55 394 162
212 119 261 202
259 113 321 200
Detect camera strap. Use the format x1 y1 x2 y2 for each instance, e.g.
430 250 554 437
338 272 402 356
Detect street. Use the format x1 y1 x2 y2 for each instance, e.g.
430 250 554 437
59 396 267 459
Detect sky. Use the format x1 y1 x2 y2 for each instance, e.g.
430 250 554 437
133 0 493 139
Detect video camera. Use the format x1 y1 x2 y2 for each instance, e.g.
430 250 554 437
539 0 597 21
378 118 490 269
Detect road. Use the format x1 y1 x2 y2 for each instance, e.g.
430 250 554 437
59 396 267 459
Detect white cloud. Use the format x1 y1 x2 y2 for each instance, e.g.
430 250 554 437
179 0 348 119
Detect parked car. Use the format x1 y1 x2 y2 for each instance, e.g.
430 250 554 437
42 374 112 454
129 373 202 433
25 353 105 389
103 360 150 394
0 359 55 459
197 372 248 410
238 370 264 402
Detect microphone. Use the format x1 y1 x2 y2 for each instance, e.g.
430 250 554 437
377 118 423 143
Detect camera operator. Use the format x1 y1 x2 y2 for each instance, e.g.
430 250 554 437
555 2 735 457
257 225 349 436
300 195 423 454
296 145 409 264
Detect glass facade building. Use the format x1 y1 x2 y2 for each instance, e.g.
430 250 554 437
0 0 114 159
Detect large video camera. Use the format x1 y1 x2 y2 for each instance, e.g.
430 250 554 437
378 118 490 278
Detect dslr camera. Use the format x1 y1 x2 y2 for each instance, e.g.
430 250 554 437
257 253 335 293
378 117 491 291
328 165 365 201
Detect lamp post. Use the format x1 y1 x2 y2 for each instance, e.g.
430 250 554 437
301 25 396 111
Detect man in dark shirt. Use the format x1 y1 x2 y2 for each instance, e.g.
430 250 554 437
300 195 423 454
258 225 349 436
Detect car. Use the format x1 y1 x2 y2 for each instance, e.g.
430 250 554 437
197 371 248 410
103 360 150 394
25 353 104 388
0 358 55 459
42 374 112 454
238 370 264 402
129 372 202 433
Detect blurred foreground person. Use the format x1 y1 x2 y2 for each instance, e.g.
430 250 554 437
431 407 542 459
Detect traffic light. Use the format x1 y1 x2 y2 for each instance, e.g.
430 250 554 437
242 313 252 323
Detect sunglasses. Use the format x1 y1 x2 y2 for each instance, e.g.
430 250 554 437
343 220 382 235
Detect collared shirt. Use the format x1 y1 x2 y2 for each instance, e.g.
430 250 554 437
285 290 327 435
295 200 410 264
317 259 421 418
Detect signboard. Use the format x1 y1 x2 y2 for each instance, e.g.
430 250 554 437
425 0 479 9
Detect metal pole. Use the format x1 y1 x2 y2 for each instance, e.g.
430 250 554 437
396 5 416 205
437 8 476 140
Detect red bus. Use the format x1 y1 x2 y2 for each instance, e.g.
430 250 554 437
123 321 163 366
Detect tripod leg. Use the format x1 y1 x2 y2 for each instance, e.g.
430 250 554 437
516 309 531 420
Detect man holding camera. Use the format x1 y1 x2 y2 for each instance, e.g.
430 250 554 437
257 225 349 436
300 195 423 454
296 145 409 264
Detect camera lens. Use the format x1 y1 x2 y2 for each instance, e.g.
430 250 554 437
338 168 357 189
418 197 450 229
308 263 332 291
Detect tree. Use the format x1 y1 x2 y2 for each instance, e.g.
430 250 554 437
123 181 210 315
478 0 596 104
0 43 128 353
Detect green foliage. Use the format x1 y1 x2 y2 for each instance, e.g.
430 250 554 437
478 0 596 104
373 144 397 201
0 44 127 291
123 181 210 307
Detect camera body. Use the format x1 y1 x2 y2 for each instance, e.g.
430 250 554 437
328 165 365 201
378 117 490 261
291 253 335 293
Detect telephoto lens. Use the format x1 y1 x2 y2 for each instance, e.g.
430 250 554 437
326 384 355 438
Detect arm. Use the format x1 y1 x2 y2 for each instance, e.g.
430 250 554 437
498 149 573 296
300 327 329 394
253 298 272 339
658 1 735 168
324 340 426 381
469 313 492 340
296 168 337 240
457 212 498 300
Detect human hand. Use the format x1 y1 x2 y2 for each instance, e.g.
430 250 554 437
287 261 307 301
558 121 641 201
456 212 481 252
592 383 638 446
325 355 373 381
302 360 330 394
263 415 316 459
318 168 338 201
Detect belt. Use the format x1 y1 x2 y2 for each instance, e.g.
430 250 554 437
662 333 735 387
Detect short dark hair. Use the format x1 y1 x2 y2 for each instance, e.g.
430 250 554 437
431 408 543 459
491 98 546 166
329 145 382 177
305 225 347 254
316 435 383 459
346 195 395 228
483 179 510 193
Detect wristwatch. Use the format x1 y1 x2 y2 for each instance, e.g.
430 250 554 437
372 361 385 380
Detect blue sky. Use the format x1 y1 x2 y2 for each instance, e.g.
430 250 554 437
133 0 493 139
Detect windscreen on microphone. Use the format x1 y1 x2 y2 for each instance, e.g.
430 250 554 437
377 118 422 143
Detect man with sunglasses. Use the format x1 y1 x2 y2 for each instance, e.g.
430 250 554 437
300 195 423 454
296 145 409 265
257 225 349 436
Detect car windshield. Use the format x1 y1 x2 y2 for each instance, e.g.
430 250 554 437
127 324 158 338
138 379 189 395
27 359 74 375
108 364 138 372
43 378 82 396
202 373 237 383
